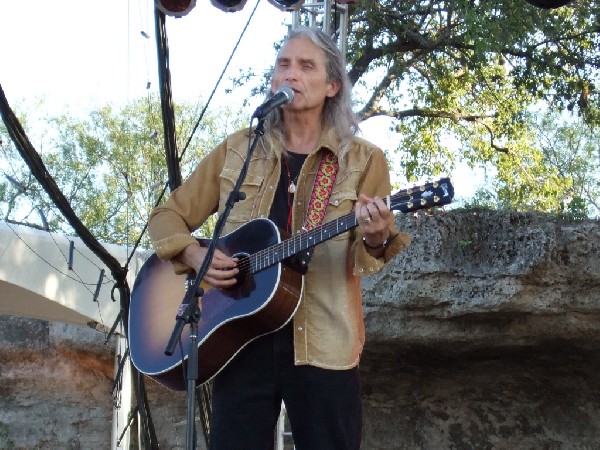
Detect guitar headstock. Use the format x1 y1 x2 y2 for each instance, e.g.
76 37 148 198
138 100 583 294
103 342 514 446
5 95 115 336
388 177 454 213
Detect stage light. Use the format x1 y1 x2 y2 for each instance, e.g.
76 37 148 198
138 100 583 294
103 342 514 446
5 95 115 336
211 0 248 12
155 0 196 17
267 0 305 12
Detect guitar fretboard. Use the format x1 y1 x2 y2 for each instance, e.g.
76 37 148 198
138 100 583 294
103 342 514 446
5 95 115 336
247 177 453 274
251 212 359 273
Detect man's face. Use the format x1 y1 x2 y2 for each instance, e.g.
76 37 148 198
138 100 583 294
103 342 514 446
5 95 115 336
271 36 340 116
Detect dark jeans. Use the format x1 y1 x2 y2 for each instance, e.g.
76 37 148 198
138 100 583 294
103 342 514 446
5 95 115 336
208 321 362 450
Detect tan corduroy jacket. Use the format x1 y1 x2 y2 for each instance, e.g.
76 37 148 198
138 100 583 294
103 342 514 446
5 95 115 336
148 127 411 370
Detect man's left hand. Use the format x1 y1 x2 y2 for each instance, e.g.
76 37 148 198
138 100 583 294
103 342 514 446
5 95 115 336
355 193 391 250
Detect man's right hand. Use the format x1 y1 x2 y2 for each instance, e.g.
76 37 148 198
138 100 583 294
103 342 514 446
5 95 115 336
177 243 239 289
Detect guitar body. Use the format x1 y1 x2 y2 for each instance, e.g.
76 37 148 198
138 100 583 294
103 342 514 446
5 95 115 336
129 218 303 391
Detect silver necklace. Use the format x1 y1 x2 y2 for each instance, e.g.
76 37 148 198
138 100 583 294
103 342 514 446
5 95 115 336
285 158 300 193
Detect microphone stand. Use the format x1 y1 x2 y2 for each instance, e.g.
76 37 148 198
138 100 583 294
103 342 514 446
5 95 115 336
164 117 266 450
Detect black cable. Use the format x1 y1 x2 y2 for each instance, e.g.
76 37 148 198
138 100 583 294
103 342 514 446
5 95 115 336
135 371 160 450
0 84 128 287
180 0 261 162
155 9 182 191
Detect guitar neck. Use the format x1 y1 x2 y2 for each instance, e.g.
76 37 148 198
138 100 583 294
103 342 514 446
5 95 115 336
250 211 357 273
249 177 454 274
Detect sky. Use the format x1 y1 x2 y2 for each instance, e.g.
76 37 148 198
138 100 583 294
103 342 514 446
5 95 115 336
0 0 479 200
1 0 289 115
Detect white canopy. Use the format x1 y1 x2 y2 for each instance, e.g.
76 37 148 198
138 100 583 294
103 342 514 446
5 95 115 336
0 220 148 330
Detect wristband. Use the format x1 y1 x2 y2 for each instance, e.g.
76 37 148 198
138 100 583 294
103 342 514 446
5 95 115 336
362 233 398 250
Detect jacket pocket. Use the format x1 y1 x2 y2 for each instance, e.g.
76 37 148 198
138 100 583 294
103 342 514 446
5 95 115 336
219 168 264 225
325 189 357 241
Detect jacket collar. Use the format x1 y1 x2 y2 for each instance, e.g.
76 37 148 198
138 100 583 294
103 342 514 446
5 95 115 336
312 127 342 158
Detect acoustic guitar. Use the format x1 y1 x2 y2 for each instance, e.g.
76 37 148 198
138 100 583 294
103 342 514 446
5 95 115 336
129 178 454 390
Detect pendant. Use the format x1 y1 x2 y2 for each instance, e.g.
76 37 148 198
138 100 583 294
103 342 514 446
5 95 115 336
288 182 296 194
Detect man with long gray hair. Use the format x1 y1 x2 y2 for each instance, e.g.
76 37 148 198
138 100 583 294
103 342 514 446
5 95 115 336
148 26 411 449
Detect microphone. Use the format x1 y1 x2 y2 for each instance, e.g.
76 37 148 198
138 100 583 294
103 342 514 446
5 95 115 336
252 86 294 119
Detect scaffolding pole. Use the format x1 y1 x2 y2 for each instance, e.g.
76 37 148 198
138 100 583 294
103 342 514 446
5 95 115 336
291 0 350 56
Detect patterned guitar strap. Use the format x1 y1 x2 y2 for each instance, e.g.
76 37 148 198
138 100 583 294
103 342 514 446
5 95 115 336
293 150 339 274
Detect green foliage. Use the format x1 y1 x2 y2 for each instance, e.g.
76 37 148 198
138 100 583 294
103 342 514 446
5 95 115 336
462 112 599 218
232 1 599 217
1 116 55 231
344 0 599 216
0 96 246 245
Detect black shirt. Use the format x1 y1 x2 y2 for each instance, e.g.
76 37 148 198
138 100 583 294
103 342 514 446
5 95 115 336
269 152 308 233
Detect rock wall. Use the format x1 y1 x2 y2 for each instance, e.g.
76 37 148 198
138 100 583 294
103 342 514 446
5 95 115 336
360 210 600 449
1 211 599 449
0 317 117 449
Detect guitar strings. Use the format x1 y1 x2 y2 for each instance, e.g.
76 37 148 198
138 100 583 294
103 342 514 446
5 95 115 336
232 179 450 274
230 190 436 273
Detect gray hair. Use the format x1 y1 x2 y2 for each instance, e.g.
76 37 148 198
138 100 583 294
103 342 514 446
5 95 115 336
262 26 359 153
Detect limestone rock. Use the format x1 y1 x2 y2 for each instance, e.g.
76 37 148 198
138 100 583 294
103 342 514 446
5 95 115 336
363 210 600 350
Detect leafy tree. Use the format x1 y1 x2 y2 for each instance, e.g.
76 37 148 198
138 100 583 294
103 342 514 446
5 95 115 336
1 111 55 231
465 111 599 217
4 0 600 230
246 0 600 215
534 113 599 218
0 96 246 245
